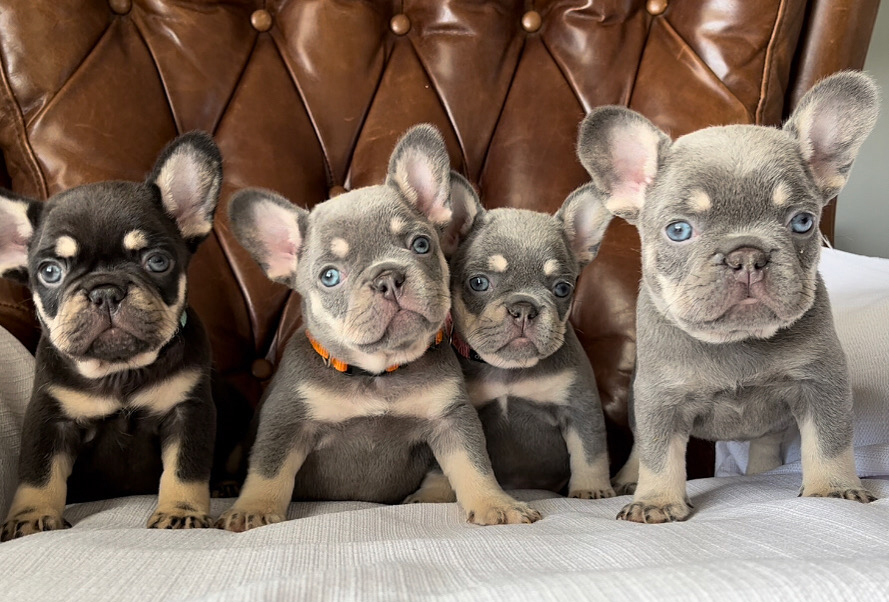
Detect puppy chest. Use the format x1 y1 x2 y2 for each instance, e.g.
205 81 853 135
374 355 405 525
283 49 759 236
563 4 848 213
49 370 201 421
466 370 576 410
687 385 796 441
298 379 461 423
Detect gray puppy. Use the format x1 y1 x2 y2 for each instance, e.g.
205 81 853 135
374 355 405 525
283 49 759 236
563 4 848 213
577 71 880 523
407 176 615 501
217 125 541 531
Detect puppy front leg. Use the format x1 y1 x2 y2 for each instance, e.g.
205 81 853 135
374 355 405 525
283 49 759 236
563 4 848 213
2 392 80 541
149 386 215 529
797 410 875 503
560 404 614 499
429 401 540 525
616 411 691 523
216 392 316 532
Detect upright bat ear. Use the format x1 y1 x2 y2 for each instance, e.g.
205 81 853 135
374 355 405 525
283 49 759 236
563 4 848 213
386 124 453 225
227 188 309 286
0 191 41 283
556 183 613 268
148 131 223 249
440 171 483 257
576 106 671 224
783 70 880 203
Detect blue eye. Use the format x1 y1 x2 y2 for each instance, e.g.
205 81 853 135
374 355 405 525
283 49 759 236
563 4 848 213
553 282 572 298
665 221 693 242
143 252 171 273
469 276 490 292
320 268 341 287
411 236 431 254
789 212 815 234
38 261 63 285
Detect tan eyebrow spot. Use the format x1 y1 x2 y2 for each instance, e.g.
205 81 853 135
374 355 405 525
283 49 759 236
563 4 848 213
772 181 791 206
390 217 405 235
488 255 508 272
54 236 79 258
543 259 559 276
123 230 149 251
687 189 712 212
330 237 349 258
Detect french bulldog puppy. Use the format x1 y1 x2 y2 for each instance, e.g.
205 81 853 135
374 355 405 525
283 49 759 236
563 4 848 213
577 71 880 523
407 177 615 500
217 125 541 531
0 133 227 540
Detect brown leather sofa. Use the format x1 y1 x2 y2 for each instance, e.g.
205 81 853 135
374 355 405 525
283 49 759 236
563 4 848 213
0 0 879 477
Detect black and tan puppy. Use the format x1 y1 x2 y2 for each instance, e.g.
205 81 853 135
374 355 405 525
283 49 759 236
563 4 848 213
0 133 225 540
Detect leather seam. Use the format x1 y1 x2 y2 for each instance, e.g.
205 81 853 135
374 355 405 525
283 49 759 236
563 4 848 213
756 0 787 125
0 46 48 198
129 16 181 134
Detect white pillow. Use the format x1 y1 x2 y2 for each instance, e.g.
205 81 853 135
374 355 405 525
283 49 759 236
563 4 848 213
715 247 889 478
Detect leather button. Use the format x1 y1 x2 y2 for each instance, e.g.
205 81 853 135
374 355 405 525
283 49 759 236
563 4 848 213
251 9 273 32
521 11 542 33
646 0 668 15
251 358 274 380
109 0 131 15
329 186 347 198
390 14 411 36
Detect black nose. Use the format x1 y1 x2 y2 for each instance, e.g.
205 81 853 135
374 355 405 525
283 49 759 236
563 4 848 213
88 285 126 311
371 270 406 300
507 301 539 323
725 246 770 284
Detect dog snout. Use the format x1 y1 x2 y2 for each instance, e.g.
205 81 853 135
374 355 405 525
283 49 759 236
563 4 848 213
88 284 127 311
371 269 406 300
506 296 540 325
725 246 770 285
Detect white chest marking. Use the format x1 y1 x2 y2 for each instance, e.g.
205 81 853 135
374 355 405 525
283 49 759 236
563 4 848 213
49 369 201 421
466 370 576 408
299 380 460 423
130 369 201 415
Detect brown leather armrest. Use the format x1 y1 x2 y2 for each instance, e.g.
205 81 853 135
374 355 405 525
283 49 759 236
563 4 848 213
0 279 39 353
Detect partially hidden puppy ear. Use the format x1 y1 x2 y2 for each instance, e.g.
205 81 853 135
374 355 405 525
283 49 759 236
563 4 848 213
386 124 453 225
149 131 223 246
576 106 670 224
556 183 613 267
0 191 41 282
228 188 308 285
440 171 483 257
783 70 880 203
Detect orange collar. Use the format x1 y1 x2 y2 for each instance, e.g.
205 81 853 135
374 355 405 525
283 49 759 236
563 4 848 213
307 328 445 376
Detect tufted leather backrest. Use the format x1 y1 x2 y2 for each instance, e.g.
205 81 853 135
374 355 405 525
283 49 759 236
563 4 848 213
0 0 878 475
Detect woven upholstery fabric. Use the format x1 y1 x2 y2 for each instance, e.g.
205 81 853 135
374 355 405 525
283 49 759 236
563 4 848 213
0 0 878 474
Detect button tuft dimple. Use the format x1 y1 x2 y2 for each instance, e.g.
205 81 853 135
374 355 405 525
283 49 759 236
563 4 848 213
109 0 131 15
390 14 411 35
251 9 273 32
646 0 668 16
521 11 542 33
251 358 274 380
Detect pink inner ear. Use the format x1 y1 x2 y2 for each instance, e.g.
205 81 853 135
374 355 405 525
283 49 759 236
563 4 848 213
0 202 31 273
253 202 302 280
604 125 659 214
404 152 451 223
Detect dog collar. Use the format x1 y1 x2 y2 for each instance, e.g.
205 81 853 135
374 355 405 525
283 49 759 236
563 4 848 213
444 315 487 364
306 328 446 376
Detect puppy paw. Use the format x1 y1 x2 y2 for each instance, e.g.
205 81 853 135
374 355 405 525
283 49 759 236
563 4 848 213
464 496 542 525
569 487 616 500
215 508 284 533
147 506 212 530
802 486 877 503
1 510 70 542
611 479 637 496
403 486 457 504
616 500 691 524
